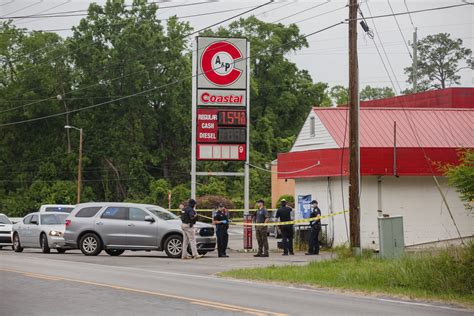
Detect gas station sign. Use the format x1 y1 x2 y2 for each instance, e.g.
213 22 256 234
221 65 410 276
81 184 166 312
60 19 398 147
194 37 248 161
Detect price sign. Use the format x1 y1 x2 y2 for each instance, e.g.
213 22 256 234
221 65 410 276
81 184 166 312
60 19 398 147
218 110 246 126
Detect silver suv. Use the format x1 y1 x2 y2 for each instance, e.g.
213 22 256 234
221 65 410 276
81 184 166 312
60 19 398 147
63 202 216 258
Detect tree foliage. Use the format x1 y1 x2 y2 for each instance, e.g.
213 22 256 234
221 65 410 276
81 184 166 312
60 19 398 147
360 85 395 100
404 33 472 91
441 149 474 212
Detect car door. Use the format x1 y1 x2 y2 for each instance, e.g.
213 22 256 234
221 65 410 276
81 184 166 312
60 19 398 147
17 215 32 246
127 208 158 248
95 207 129 247
29 214 41 247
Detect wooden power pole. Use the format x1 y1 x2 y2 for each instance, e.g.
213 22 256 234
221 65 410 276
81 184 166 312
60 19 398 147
348 0 361 253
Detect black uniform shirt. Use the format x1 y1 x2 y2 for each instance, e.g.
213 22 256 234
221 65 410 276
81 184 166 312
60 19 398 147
276 206 293 225
309 206 321 227
213 210 229 229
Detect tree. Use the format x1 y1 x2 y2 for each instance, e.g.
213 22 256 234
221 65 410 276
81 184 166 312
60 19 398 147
330 85 348 106
442 149 474 212
404 33 472 91
360 85 395 100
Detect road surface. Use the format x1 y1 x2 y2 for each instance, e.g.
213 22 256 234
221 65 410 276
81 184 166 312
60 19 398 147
0 249 471 316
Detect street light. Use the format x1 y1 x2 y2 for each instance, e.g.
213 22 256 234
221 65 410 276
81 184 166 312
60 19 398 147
64 125 83 204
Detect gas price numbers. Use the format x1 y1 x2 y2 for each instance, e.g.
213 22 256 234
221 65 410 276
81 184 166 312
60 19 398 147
218 111 246 126
218 128 246 143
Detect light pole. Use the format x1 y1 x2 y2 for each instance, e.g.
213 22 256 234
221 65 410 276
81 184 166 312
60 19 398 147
64 125 83 204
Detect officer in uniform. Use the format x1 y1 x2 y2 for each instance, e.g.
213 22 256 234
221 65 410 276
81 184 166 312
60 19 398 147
306 200 321 255
276 199 294 256
212 203 229 258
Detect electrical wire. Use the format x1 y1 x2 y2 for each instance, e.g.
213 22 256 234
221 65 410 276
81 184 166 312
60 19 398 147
272 0 330 23
15 0 71 25
403 0 416 29
0 0 43 18
347 2 471 22
247 161 320 174
292 4 348 24
360 4 466 245
0 1 213 19
0 1 273 115
0 20 346 127
386 0 412 59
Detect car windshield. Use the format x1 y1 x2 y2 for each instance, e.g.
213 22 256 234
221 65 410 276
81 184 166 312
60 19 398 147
45 207 74 213
0 214 11 224
146 207 178 220
41 214 68 225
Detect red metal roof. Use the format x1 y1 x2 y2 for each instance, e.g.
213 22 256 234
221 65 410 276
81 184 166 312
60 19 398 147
354 87 474 108
315 107 474 149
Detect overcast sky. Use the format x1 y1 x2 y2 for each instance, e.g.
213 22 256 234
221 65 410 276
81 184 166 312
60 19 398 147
2 0 473 94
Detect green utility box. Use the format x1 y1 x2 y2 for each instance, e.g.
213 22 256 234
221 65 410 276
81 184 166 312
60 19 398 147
378 216 405 258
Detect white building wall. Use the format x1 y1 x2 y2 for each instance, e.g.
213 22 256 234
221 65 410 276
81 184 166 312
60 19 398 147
294 176 473 248
290 111 338 152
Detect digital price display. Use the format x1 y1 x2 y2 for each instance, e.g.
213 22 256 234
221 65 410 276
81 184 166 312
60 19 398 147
218 110 246 126
218 128 246 143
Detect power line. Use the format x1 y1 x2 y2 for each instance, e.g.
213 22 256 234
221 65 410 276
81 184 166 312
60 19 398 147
15 0 71 25
0 1 213 19
403 0 416 29
386 0 412 59
0 1 273 115
247 161 320 174
0 0 43 18
188 0 273 36
272 1 330 23
292 4 348 24
347 3 472 22
360 4 466 246
0 20 345 127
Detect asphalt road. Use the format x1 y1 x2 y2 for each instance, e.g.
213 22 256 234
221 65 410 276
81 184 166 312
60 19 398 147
1 249 472 316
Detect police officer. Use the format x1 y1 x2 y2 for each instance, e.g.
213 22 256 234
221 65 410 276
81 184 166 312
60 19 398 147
306 200 321 255
212 203 229 258
254 199 269 257
181 199 202 260
276 199 294 256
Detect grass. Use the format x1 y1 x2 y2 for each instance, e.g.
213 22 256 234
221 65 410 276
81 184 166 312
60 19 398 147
221 243 474 306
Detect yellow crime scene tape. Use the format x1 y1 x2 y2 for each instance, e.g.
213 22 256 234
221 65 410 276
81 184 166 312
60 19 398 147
193 210 349 226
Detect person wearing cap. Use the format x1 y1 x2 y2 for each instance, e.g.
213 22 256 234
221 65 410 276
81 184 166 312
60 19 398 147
254 199 269 257
306 200 321 255
212 203 229 258
276 199 294 256
181 199 203 260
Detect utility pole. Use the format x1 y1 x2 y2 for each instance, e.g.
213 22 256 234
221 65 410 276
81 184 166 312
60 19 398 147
77 128 83 204
348 0 361 254
65 125 83 204
412 27 418 92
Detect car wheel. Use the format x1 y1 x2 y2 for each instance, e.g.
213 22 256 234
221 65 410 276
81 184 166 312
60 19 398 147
0 246 2 250
164 235 183 258
40 233 51 254
79 233 102 256
57 248 67 254
13 233 23 253
105 249 125 256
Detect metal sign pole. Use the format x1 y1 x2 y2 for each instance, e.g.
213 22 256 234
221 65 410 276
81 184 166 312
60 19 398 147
191 38 197 199
244 41 250 215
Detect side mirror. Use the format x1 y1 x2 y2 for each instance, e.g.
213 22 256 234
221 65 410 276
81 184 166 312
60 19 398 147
30 220 38 225
144 216 155 223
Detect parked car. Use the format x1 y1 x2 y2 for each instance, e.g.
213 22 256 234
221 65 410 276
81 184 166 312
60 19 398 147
39 204 75 213
0 213 13 250
268 211 282 238
12 212 71 253
63 202 216 258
